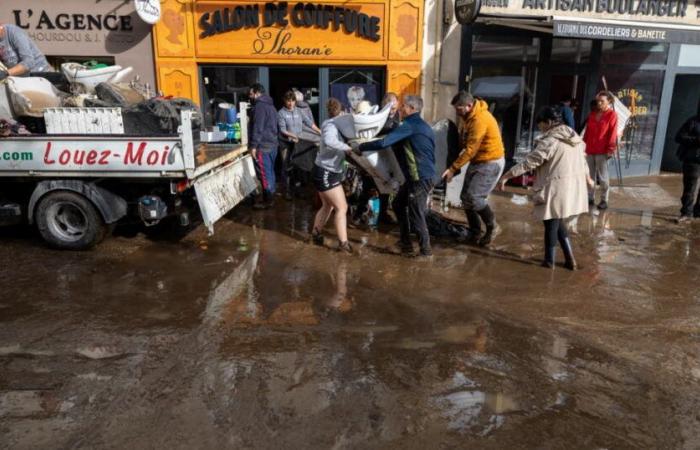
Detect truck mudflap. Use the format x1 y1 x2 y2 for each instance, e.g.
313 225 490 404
193 154 257 234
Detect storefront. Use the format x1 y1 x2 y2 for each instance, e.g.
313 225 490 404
453 0 700 176
0 1 156 87
153 0 424 124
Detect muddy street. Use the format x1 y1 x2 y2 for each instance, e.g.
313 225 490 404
2 176 700 449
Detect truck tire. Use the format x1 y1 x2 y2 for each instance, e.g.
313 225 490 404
35 191 107 250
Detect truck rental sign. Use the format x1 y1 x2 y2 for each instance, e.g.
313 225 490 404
0 138 184 173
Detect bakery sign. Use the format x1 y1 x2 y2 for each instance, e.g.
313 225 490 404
480 0 700 25
195 2 385 60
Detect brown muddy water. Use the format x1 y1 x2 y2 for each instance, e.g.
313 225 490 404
1 176 700 449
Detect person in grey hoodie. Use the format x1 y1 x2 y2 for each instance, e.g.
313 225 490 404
0 23 49 78
311 98 355 253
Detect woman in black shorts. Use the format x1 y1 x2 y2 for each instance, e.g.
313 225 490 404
311 98 353 253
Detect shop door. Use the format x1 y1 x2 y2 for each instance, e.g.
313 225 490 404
199 65 263 126
268 66 321 124
548 73 588 131
661 74 700 172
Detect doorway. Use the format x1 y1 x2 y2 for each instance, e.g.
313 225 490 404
661 74 700 172
548 73 588 130
269 66 321 124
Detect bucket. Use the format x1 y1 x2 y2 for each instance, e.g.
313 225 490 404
218 102 237 124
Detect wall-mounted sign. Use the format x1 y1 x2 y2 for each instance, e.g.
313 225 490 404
455 0 481 25
135 0 161 25
554 18 700 43
193 1 386 60
481 0 700 26
199 2 381 41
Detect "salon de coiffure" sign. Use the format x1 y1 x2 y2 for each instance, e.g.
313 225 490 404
199 2 382 42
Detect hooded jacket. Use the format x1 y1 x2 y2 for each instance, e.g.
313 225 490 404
504 124 589 220
249 94 278 151
675 113 700 163
451 99 505 171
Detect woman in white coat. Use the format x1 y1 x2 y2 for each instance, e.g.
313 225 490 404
497 106 593 270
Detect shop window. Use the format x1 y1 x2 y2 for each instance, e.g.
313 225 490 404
601 41 668 65
200 66 259 126
678 45 700 67
329 68 385 113
471 64 538 163
597 69 665 162
471 35 539 62
551 39 591 64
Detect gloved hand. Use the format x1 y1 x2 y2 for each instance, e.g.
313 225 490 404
0 70 8 82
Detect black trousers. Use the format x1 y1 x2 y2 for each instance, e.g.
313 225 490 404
681 161 700 217
278 140 295 191
543 218 569 249
393 179 433 254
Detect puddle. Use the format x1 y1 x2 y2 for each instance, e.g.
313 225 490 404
0 391 73 417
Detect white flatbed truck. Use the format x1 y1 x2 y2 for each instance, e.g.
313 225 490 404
0 109 257 250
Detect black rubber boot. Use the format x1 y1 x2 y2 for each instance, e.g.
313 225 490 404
476 205 499 247
465 209 482 242
560 237 577 270
542 246 556 268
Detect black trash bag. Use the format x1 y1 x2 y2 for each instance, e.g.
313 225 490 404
426 209 470 239
122 97 201 136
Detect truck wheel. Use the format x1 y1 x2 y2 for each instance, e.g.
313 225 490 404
35 191 107 250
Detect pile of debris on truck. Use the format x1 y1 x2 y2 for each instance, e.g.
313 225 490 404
0 61 200 136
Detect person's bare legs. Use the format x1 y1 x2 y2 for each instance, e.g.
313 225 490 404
324 185 348 243
313 195 333 234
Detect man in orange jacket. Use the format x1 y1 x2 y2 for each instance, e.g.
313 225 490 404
442 91 505 246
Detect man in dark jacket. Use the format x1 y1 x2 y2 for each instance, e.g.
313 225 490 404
675 103 700 223
248 83 279 209
359 95 436 257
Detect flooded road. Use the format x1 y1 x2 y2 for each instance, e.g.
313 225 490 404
2 176 700 449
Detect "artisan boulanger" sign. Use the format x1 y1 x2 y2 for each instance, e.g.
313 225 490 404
199 2 381 41
481 0 700 24
520 0 690 17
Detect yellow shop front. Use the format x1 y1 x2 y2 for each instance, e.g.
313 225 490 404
153 0 424 124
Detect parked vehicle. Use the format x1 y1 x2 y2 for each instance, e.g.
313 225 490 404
0 107 256 250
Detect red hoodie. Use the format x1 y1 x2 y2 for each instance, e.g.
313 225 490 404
583 108 618 155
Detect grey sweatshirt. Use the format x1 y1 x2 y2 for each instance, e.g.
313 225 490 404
315 118 351 173
0 24 49 73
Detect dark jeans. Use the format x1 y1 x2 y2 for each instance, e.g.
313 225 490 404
681 161 700 217
278 141 295 191
543 219 569 249
393 179 433 254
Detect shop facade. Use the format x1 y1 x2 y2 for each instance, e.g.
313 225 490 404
449 0 700 176
153 0 424 124
0 1 156 87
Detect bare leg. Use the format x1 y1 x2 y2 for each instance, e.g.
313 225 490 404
324 186 348 243
313 195 333 233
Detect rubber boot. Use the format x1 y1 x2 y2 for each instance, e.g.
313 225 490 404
476 205 499 247
542 246 556 268
464 209 482 243
560 237 577 270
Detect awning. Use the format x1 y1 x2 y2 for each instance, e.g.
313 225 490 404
478 14 700 44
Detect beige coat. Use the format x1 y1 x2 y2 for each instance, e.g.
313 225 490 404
505 124 590 221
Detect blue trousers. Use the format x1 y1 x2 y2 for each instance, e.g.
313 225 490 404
254 148 278 196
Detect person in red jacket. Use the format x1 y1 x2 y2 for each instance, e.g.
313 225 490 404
583 91 618 210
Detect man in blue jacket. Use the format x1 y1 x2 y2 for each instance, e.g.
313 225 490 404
359 95 436 257
248 83 279 209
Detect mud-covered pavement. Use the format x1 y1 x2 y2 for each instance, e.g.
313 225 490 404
2 175 700 449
